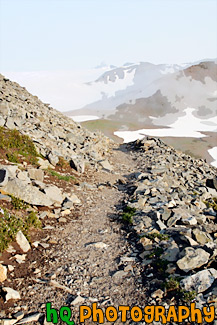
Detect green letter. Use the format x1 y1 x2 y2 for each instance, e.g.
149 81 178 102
46 303 58 324
60 306 74 325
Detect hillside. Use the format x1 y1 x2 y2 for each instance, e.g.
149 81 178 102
0 76 217 324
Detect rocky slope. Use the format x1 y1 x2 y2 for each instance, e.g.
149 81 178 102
0 74 111 173
0 76 217 324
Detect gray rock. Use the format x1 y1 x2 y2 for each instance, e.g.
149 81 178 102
162 242 180 262
98 159 113 172
180 268 217 293
2 287 21 301
15 231 31 253
3 178 53 206
48 152 59 166
0 102 10 116
193 228 212 245
37 157 54 170
16 313 41 324
70 157 85 173
28 168 44 182
0 116 5 127
44 185 64 204
177 247 210 272
0 169 8 187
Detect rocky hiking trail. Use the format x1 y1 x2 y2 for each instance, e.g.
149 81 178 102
1 138 217 325
0 144 148 324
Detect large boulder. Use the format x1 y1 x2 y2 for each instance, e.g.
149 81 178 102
44 185 64 204
177 247 210 272
180 268 217 293
3 178 53 206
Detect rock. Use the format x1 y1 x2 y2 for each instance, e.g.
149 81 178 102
0 194 11 202
28 168 44 182
140 237 153 251
86 242 109 249
66 194 81 205
2 287 21 301
37 157 54 170
213 176 217 191
98 159 113 172
0 101 10 116
3 178 53 206
16 313 41 324
177 247 210 272
162 242 180 262
16 171 30 183
58 217 67 223
70 157 85 173
48 152 59 166
15 231 31 253
44 185 64 204
180 268 217 293
193 228 212 245
182 215 197 225
0 264 7 282
151 289 164 299
71 295 85 306
0 319 17 325
112 270 127 280
156 219 166 230
0 169 8 187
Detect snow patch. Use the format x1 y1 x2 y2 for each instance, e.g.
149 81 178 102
208 147 217 168
70 115 99 123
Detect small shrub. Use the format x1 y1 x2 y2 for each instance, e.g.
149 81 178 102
10 195 28 210
0 126 39 165
57 157 68 168
204 197 217 212
145 233 169 241
122 206 136 224
147 247 164 259
6 152 19 163
180 289 196 302
0 207 41 252
165 277 180 291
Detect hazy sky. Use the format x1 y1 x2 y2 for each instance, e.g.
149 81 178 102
0 0 217 71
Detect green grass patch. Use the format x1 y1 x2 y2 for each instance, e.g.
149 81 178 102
0 126 39 165
121 206 136 224
0 208 41 252
203 197 217 212
143 233 169 241
47 169 76 182
10 195 29 210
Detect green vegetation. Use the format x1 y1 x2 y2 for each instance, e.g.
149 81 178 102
164 277 180 291
57 157 69 168
144 232 169 241
47 169 76 182
147 247 164 259
0 208 41 252
204 197 217 212
121 206 136 224
0 126 39 165
162 277 196 303
180 289 197 302
10 195 29 210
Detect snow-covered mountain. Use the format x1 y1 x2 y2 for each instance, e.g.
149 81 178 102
66 60 217 128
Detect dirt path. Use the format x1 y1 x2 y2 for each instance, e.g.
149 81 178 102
8 145 147 324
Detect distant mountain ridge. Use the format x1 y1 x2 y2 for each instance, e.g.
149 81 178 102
67 59 217 128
